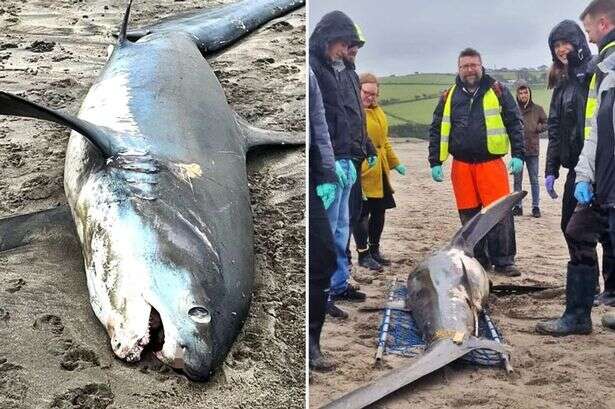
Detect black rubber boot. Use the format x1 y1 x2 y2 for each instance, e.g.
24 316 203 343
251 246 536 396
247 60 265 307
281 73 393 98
602 311 615 329
309 288 335 371
369 243 391 266
358 249 383 272
535 263 597 336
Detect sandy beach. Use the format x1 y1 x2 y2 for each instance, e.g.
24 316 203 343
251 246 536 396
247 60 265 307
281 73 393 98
0 1 305 408
310 138 615 409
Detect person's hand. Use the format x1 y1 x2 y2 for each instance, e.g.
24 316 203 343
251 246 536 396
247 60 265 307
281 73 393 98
394 164 406 175
367 155 377 168
431 165 443 182
508 158 523 175
545 175 558 199
335 161 348 187
316 183 336 209
574 181 593 205
348 160 357 186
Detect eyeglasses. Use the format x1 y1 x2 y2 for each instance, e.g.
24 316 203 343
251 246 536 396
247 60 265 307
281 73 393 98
459 63 481 71
361 89 378 97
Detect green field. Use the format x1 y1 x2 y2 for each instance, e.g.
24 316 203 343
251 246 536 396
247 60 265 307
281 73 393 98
379 73 552 129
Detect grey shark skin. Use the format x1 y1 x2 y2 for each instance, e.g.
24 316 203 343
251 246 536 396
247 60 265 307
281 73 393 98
0 0 303 381
320 191 525 409
125 0 305 55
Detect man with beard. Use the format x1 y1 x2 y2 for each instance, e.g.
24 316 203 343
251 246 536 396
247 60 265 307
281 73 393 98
512 81 547 218
309 11 367 318
428 48 525 277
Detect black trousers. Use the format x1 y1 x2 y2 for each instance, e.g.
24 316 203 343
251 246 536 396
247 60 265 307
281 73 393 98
347 159 364 261
354 202 386 250
565 204 615 292
458 206 516 267
309 183 336 344
561 170 615 292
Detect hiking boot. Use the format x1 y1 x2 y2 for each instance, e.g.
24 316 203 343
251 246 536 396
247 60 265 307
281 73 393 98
512 206 523 216
536 263 597 336
532 207 541 218
347 282 361 292
493 265 521 277
594 290 615 307
332 286 366 302
602 311 615 329
326 302 348 319
358 250 383 272
370 244 391 266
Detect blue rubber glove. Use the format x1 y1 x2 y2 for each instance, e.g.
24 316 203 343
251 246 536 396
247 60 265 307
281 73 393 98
574 181 593 205
431 165 443 182
348 160 357 186
545 175 558 199
316 183 336 210
394 164 406 175
508 158 523 175
367 155 377 168
335 161 348 187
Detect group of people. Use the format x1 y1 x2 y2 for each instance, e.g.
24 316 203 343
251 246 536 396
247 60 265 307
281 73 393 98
308 0 615 374
308 10 406 371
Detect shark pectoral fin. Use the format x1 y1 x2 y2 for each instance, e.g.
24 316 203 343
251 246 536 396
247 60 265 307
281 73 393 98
0 92 116 157
449 191 527 255
466 336 512 354
235 113 304 152
0 205 74 252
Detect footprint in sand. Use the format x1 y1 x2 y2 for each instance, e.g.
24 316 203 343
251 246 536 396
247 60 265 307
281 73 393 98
60 345 100 371
0 357 27 408
49 383 114 409
33 314 64 335
0 307 9 324
5 278 25 293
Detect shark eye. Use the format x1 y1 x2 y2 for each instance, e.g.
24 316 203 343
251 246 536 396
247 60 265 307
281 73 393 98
188 306 211 324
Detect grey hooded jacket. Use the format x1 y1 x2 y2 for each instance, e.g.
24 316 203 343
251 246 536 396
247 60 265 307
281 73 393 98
575 48 615 206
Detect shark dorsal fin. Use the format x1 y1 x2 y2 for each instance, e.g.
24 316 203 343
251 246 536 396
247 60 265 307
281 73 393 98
449 191 526 256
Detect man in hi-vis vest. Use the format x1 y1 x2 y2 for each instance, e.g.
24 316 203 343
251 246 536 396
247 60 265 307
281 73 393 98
428 48 525 277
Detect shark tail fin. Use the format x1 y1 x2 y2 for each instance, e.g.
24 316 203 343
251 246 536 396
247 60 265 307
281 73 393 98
449 191 526 256
125 0 304 55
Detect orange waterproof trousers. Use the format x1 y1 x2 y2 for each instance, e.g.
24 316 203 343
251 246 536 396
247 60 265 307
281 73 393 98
451 158 510 210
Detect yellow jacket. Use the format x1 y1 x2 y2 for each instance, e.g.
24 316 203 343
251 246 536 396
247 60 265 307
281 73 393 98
361 106 400 198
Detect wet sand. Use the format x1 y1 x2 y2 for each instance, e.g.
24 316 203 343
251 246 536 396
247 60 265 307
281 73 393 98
310 139 615 409
0 1 305 408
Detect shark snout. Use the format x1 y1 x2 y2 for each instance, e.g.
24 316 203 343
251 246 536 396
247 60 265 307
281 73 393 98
110 332 150 362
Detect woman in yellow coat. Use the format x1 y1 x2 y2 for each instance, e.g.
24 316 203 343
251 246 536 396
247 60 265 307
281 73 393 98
355 73 406 270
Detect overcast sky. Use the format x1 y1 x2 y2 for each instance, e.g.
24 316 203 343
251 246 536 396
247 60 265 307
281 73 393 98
309 0 595 75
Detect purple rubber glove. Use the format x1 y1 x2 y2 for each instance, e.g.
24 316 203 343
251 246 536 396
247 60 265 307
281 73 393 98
545 175 558 199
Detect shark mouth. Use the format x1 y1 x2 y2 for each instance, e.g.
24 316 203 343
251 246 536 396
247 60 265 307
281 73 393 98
148 307 165 355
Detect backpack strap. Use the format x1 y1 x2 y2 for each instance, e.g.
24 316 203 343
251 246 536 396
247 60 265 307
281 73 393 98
491 81 503 99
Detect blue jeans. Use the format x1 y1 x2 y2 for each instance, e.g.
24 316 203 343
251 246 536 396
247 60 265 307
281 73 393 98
326 159 353 295
513 155 539 208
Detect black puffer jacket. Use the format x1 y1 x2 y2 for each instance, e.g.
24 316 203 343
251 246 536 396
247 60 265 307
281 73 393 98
545 20 593 178
340 60 376 160
428 72 525 166
309 11 364 160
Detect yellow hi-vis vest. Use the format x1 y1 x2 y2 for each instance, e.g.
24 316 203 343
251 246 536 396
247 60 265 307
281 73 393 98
439 84 509 162
584 41 615 140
